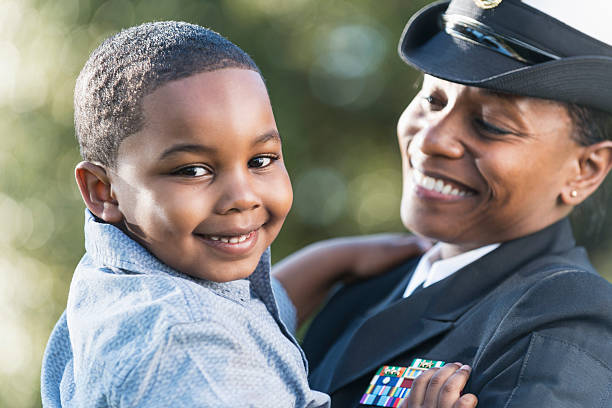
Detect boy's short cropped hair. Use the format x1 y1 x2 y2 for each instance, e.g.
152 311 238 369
75 21 261 168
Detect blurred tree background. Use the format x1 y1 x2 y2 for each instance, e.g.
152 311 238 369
1 0 611 406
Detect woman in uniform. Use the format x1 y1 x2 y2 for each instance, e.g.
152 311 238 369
275 0 612 406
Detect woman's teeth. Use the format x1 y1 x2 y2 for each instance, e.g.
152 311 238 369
208 232 251 243
413 169 471 196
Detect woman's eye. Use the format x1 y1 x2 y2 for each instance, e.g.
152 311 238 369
248 156 275 168
173 166 210 177
474 118 511 136
422 94 445 110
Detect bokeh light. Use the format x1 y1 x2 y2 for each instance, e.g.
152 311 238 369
348 168 402 230
309 23 388 108
294 167 347 226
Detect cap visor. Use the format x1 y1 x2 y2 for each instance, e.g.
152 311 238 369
398 0 612 112
398 0 526 85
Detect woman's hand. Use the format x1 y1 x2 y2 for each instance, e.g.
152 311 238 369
400 363 478 408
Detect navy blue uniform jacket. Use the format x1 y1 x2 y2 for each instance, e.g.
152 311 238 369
303 219 612 407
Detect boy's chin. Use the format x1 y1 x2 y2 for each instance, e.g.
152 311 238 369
181 256 264 283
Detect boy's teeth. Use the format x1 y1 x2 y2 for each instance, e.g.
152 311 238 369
413 169 471 197
207 232 251 243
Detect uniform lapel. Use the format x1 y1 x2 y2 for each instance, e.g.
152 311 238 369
303 258 419 373
326 219 576 393
327 286 452 393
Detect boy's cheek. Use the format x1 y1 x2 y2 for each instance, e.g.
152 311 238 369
272 173 293 217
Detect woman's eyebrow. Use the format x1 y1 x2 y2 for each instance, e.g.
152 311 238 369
480 88 516 102
480 89 527 117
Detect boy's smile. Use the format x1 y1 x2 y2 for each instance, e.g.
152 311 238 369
105 68 292 282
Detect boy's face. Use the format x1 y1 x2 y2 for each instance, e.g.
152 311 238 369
108 68 292 282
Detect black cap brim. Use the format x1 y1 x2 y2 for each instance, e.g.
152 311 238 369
399 0 612 113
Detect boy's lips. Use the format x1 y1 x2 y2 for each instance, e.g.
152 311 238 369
194 228 260 255
204 230 256 244
201 228 259 244
194 222 264 238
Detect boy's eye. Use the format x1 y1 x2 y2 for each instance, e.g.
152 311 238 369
248 156 276 168
173 165 210 177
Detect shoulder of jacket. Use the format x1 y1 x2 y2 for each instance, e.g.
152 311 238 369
487 268 612 346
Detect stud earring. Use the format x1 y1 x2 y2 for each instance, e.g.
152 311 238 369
570 190 578 197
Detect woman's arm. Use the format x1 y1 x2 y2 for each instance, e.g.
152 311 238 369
272 233 431 326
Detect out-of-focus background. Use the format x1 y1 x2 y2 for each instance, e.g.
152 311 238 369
1 0 611 406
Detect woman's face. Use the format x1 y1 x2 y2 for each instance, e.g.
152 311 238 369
398 75 580 252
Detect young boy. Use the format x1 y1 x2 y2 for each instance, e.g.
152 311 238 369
40 21 432 407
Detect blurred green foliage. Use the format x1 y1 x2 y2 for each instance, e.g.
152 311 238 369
1 0 611 406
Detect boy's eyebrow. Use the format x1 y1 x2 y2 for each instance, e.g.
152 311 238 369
254 130 281 145
158 144 216 160
158 131 281 160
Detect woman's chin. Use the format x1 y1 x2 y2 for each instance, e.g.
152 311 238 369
401 212 467 246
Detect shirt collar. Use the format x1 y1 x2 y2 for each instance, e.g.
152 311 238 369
403 242 500 297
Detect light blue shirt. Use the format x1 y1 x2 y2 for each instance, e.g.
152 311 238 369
41 210 329 407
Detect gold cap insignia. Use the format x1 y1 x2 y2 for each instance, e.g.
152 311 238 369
473 0 503 9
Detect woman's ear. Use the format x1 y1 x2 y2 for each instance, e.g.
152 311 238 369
75 161 123 223
561 141 612 205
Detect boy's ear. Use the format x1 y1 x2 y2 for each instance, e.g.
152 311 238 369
75 161 123 223
561 140 612 205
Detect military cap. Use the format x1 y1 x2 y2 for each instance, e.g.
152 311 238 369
399 0 612 113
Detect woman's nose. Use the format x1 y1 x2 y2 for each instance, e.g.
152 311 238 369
413 110 465 159
214 172 262 214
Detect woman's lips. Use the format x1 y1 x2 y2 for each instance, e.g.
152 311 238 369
412 168 477 200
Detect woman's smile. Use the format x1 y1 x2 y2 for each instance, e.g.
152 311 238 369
411 168 476 200
398 75 579 251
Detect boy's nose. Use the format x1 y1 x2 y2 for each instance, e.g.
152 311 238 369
214 173 262 214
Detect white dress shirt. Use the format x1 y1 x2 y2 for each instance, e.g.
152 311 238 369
402 242 500 298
